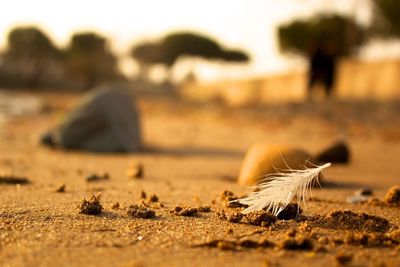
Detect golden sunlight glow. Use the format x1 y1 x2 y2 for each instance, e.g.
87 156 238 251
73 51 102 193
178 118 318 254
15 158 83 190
0 0 383 81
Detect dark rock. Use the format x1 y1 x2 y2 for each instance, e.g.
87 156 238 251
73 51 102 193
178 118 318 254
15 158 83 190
148 194 159 203
316 141 350 164
355 188 373 196
277 203 302 220
55 184 66 193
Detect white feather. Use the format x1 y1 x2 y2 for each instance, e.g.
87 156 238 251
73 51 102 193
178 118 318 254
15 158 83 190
235 163 331 215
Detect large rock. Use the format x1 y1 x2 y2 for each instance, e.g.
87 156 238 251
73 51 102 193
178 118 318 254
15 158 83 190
237 143 313 186
41 83 142 153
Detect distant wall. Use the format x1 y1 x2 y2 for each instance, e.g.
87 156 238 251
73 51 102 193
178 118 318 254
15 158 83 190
335 59 400 100
180 58 400 106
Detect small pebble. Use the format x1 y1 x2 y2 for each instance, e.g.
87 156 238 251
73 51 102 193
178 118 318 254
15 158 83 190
385 185 400 205
86 173 109 182
355 188 373 196
55 184 66 193
148 194 159 203
111 202 120 209
346 195 370 204
127 163 143 179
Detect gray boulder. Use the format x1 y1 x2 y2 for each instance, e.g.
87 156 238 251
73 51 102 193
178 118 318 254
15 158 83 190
42 83 142 153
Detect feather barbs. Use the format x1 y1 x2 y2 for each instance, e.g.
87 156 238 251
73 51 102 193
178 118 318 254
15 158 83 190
234 163 331 215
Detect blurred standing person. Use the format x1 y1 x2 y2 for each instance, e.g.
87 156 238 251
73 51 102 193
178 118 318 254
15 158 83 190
307 42 337 100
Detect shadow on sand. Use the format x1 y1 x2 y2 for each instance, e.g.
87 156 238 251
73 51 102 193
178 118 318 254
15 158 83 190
142 145 244 158
319 180 368 189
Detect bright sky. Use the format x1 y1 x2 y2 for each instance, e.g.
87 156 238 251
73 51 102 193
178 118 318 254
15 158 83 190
0 0 387 81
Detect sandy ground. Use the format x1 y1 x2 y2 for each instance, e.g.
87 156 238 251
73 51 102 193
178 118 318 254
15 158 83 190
0 91 400 267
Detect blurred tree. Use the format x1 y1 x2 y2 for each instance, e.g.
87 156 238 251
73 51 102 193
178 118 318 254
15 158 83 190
131 31 249 82
160 32 223 66
371 0 400 37
130 41 163 80
64 32 123 89
1 26 60 88
220 49 250 62
6 26 59 58
278 14 366 58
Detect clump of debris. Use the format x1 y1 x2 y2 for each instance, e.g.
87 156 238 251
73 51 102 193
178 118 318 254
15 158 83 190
244 210 277 227
127 205 156 219
139 191 164 209
344 230 400 247
197 205 211 212
220 190 247 208
170 206 198 217
78 195 103 215
217 210 243 223
312 210 390 233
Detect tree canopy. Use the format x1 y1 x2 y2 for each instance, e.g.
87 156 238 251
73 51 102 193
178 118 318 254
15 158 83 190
0 26 61 88
160 32 224 66
371 0 400 37
5 26 59 59
220 49 249 62
278 14 366 58
64 32 122 89
131 41 163 66
130 31 249 81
